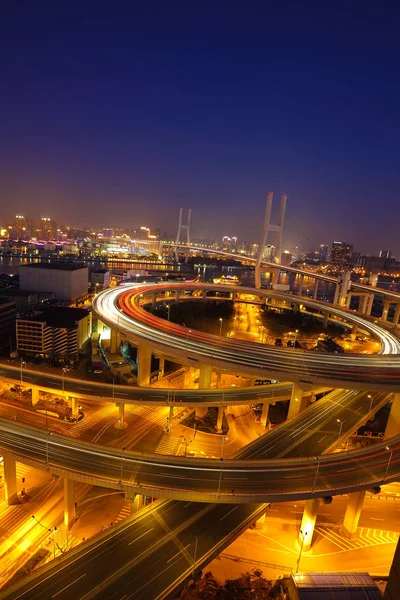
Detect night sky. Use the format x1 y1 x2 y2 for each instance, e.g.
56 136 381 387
1 2 400 254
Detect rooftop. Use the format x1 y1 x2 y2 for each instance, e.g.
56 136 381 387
290 572 382 599
19 306 90 328
19 263 86 271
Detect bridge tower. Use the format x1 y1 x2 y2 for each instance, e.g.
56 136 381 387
255 193 287 289
174 208 192 263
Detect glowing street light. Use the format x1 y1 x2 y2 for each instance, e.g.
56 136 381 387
296 529 308 572
337 418 345 440
46 431 53 469
294 329 299 347
217 436 228 497
385 446 393 480
312 456 320 494
120 446 126 482
166 304 171 321
219 318 223 337
367 394 373 413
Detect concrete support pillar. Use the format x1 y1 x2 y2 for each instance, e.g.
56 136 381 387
175 290 180 303
168 405 174 431
323 312 329 328
298 275 304 296
217 405 224 431
117 403 125 429
71 397 79 418
31 388 40 406
64 477 75 530
137 343 152 387
271 270 279 287
346 293 352 308
3 452 17 505
339 271 351 307
333 284 340 305
202 290 207 301
385 536 400 599
261 402 269 427
359 295 368 314
287 383 308 420
384 393 400 440
351 325 358 340
382 300 391 322
215 372 222 389
110 329 121 354
341 490 365 539
131 494 143 513
313 280 319 300
394 303 400 326
152 293 157 309
365 293 374 316
195 406 208 419
158 356 165 378
198 364 212 389
298 498 319 552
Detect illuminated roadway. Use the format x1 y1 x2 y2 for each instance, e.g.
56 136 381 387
93 283 400 391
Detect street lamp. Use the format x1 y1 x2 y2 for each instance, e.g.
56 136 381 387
192 532 198 580
219 318 223 337
312 456 320 494
20 358 26 385
62 366 67 392
46 431 52 469
385 446 393 480
166 304 171 321
294 329 299 347
296 529 308 572
217 436 228 497
336 418 345 440
180 436 191 457
185 329 192 353
120 447 126 482
367 394 373 413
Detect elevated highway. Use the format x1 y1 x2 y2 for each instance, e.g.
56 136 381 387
93 283 400 391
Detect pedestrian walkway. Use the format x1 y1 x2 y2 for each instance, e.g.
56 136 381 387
315 526 399 551
155 435 180 455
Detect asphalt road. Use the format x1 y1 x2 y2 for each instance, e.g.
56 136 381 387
93 283 400 391
0 363 292 407
0 390 397 503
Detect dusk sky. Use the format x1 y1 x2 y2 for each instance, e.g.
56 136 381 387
1 2 400 254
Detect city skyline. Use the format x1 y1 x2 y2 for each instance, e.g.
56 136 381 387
2 4 400 254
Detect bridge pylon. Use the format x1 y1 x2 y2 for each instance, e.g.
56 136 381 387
255 193 287 288
174 208 191 263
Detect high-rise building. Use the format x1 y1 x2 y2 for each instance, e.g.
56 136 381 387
379 250 392 259
330 241 354 271
319 244 329 262
281 250 292 266
40 217 57 241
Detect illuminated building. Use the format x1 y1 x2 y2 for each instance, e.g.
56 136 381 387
330 241 354 270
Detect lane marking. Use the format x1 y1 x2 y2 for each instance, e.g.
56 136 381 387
128 528 154 545
220 506 238 521
52 573 86 597
167 543 191 563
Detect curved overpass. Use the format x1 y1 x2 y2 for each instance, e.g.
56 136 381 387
0 414 398 504
93 283 400 391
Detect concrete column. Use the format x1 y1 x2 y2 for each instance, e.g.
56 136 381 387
271 270 279 287
382 300 391 322
202 290 207 301
351 325 358 339
287 383 308 420
345 293 352 308
298 275 304 296
168 405 174 431
31 388 40 406
333 284 340 305
313 280 319 300
394 303 400 326
384 393 400 440
366 293 374 316
64 477 75 530
110 329 121 354
117 403 125 429
198 364 212 389
341 490 365 539
158 356 165 378
217 406 224 431
152 293 157 309
385 536 400 599
339 271 352 306
215 372 222 389
260 402 269 427
137 343 151 387
3 452 17 505
359 295 368 314
323 312 329 328
298 498 319 552
71 397 79 418
131 494 143 513
195 406 208 419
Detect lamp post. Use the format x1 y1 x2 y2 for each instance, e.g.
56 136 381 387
185 329 192 353
166 304 171 321
296 529 308 572
20 358 25 385
219 318 223 337
192 532 198 580
52 526 57 559
62 366 67 392
180 436 191 457
112 376 116 400
217 436 228 497
337 418 345 440
46 431 52 469
120 447 126 482
367 394 373 413
385 446 393 480
294 329 299 347
312 456 320 494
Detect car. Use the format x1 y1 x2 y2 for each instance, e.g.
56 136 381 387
274 338 283 346
94 369 103 374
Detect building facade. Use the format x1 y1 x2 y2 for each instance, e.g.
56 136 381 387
19 263 89 302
